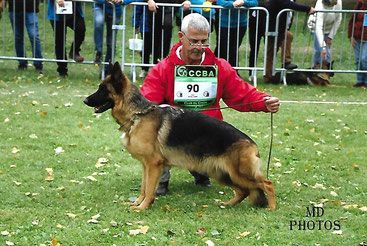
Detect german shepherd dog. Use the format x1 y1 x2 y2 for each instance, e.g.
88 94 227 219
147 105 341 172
84 62 276 210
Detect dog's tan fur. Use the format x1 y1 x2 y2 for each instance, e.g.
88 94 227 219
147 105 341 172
84 63 276 210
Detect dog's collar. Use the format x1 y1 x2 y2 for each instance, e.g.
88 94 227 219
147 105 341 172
118 105 157 132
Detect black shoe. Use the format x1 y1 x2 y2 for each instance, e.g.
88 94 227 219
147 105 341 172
191 171 211 187
94 52 102 64
69 51 84 63
18 64 28 70
156 181 169 196
284 63 298 70
58 72 68 78
35 65 43 74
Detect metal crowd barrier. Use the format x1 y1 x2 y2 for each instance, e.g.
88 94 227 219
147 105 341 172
3 1 363 87
123 3 269 85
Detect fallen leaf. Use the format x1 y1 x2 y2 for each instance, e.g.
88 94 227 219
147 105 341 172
5 241 14 246
211 229 221 236
332 230 343 235
96 157 108 168
29 134 38 139
236 231 251 239
91 214 101 220
359 206 367 212
51 238 60 246
45 168 54 181
129 225 149 236
86 176 98 182
11 147 20 154
13 181 22 186
54 147 64 155
330 191 338 197
1 231 10 236
196 228 206 236
343 204 358 209
311 183 326 190
110 220 118 227
205 240 215 246
66 213 77 219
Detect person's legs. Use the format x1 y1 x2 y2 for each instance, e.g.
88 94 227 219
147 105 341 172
9 12 27 68
228 27 245 67
68 13 85 62
248 10 265 76
353 40 367 87
156 166 171 196
264 37 275 82
25 12 43 70
312 32 322 67
93 5 104 63
50 18 68 76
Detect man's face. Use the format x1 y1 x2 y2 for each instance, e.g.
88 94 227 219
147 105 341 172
179 27 209 64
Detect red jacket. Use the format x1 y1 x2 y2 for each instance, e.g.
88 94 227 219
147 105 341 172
348 0 367 41
141 43 271 120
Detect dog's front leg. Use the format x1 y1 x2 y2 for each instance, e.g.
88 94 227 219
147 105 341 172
131 164 147 207
136 160 164 210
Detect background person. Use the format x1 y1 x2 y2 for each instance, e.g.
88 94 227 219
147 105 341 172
261 0 314 83
215 0 257 67
140 13 280 196
309 0 342 71
48 0 86 77
348 0 367 88
7 0 43 72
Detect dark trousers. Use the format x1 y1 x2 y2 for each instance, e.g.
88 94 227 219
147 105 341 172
50 13 85 74
248 9 266 73
215 26 246 67
148 8 172 64
141 31 153 72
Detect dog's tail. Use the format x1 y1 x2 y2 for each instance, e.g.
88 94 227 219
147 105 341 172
249 188 268 207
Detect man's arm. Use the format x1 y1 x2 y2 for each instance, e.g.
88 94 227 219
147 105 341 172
219 60 279 113
140 63 166 104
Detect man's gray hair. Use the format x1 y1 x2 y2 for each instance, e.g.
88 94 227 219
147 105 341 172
181 13 210 34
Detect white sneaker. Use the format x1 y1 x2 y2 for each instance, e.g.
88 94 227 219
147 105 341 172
139 70 147 78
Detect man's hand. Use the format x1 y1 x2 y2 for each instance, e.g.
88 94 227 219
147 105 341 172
233 0 244 7
57 0 65 7
264 96 280 113
309 7 316 15
182 1 191 11
350 37 357 48
148 0 158 12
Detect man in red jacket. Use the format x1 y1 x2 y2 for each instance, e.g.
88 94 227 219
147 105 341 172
141 13 280 195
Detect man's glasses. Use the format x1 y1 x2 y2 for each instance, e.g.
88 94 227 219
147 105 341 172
181 32 210 48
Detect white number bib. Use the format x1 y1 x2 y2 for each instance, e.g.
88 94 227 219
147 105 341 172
174 65 218 110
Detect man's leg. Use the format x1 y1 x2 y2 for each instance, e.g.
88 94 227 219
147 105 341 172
25 12 43 71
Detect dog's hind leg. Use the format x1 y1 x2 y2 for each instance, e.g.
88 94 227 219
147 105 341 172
135 159 164 210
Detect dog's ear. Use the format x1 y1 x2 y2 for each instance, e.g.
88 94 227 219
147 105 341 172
111 62 125 94
106 62 114 76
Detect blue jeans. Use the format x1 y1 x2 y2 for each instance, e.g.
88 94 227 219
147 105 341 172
313 33 331 66
9 11 43 69
93 5 121 68
353 40 367 84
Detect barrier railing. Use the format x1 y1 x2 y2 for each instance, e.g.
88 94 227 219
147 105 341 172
273 9 366 85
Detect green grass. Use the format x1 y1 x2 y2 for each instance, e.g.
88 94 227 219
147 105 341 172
0 59 366 245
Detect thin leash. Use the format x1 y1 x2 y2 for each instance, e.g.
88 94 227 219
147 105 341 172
198 100 274 179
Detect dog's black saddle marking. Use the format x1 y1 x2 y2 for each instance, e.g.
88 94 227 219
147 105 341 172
166 110 255 158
